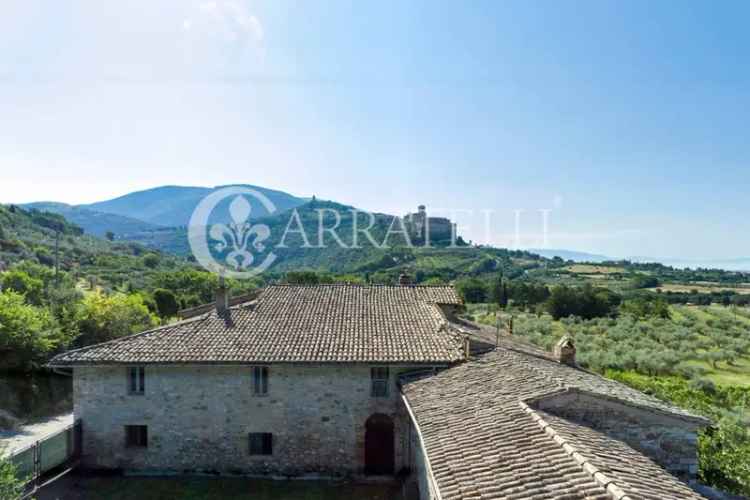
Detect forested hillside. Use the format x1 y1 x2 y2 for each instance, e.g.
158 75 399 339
2 202 750 495
23 202 161 237
0 204 184 290
0 205 258 371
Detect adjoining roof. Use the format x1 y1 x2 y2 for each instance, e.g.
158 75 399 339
523 406 704 500
401 323 709 500
49 284 466 366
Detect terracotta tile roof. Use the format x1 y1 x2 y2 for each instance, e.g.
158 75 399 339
454 319 708 422
401 331 708 500
524 408 705 500
49 284 466 366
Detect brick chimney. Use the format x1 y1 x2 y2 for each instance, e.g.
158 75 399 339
553 336 576 366
216 276 229 315
399 272 412 286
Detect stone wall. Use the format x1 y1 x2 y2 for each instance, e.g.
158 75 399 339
74 364 426 476
407 417 439 500
533 390 703 479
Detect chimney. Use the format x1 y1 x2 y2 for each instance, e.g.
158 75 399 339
399 272 412 286
216 276 229 315
553 336 576 366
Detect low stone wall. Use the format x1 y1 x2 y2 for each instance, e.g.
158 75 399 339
74 364 422 476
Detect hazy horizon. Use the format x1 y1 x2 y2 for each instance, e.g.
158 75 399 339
2 1 749 260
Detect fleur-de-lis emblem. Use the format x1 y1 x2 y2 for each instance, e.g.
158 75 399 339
208 196 271 271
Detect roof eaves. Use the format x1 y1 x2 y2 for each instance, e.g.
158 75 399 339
46 313 211 367
520 401 634 500
524 387 711 427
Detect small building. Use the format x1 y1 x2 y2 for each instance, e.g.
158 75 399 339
50 284 710 499
404 205 456 244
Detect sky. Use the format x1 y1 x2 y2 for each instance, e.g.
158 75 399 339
1 0 748 260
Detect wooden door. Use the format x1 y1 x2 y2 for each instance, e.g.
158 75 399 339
365 413 394 475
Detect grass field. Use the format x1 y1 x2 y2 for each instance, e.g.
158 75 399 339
651 283 750 295
563 264 625 274
674 305 750 386
682 356 750 387
39 476 416 500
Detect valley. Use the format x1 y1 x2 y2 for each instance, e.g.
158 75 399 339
2 186 750 496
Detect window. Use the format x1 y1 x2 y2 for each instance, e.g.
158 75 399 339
128 366 145 395
252 366 268 395
125 425 148 448
248 433 273 455
371 367 390 397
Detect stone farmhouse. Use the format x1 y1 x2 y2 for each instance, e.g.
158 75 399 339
50 282 712 499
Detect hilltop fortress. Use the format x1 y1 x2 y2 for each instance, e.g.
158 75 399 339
404 205 456 244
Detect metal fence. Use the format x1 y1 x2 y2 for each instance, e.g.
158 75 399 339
7 419 81 493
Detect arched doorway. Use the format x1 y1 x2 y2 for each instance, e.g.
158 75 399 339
365 413 395 475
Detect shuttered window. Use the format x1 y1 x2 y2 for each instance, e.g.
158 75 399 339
128 366 145 395
252 366 269 395
371 367 390 397
125 425 148 448
249 433 273 455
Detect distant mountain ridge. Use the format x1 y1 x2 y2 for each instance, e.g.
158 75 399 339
23 184 309 238
21 186 750 273
81 184 309 227
23 202 161 237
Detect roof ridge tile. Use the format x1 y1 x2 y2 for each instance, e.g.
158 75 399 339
521 401 635 500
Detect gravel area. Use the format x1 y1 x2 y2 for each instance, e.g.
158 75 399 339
0 412 74 455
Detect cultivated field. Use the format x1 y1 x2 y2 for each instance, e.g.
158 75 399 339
651 283 750 295
563 264 626 275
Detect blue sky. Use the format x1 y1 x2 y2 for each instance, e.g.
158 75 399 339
1 0 748 259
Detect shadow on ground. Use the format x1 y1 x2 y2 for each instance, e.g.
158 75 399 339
39 473 419 500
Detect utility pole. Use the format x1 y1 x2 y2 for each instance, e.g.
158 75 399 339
54 230 60 285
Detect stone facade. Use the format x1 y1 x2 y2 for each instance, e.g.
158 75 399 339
74 364 433 476
405 409 439 500
533 390 702 479
404 205 455 244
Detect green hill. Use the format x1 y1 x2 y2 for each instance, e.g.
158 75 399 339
82 184 308 227
119 199 550 282
0 204 186 290
23 202 162 238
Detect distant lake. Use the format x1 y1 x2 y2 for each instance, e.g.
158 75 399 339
0 372 72 424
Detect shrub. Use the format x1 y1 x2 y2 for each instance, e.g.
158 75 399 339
0 270 44 306
142 253 160 269
620 296 671 319
153 288 180 318
75 292 159 346
455 278 487 303
0 290 66 371
0 457 26 500
546 284 619 320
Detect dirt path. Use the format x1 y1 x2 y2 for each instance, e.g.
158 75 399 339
0 412 74 455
